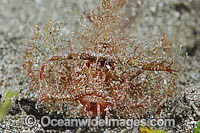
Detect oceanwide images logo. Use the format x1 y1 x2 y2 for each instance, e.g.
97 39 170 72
24 115 175 129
